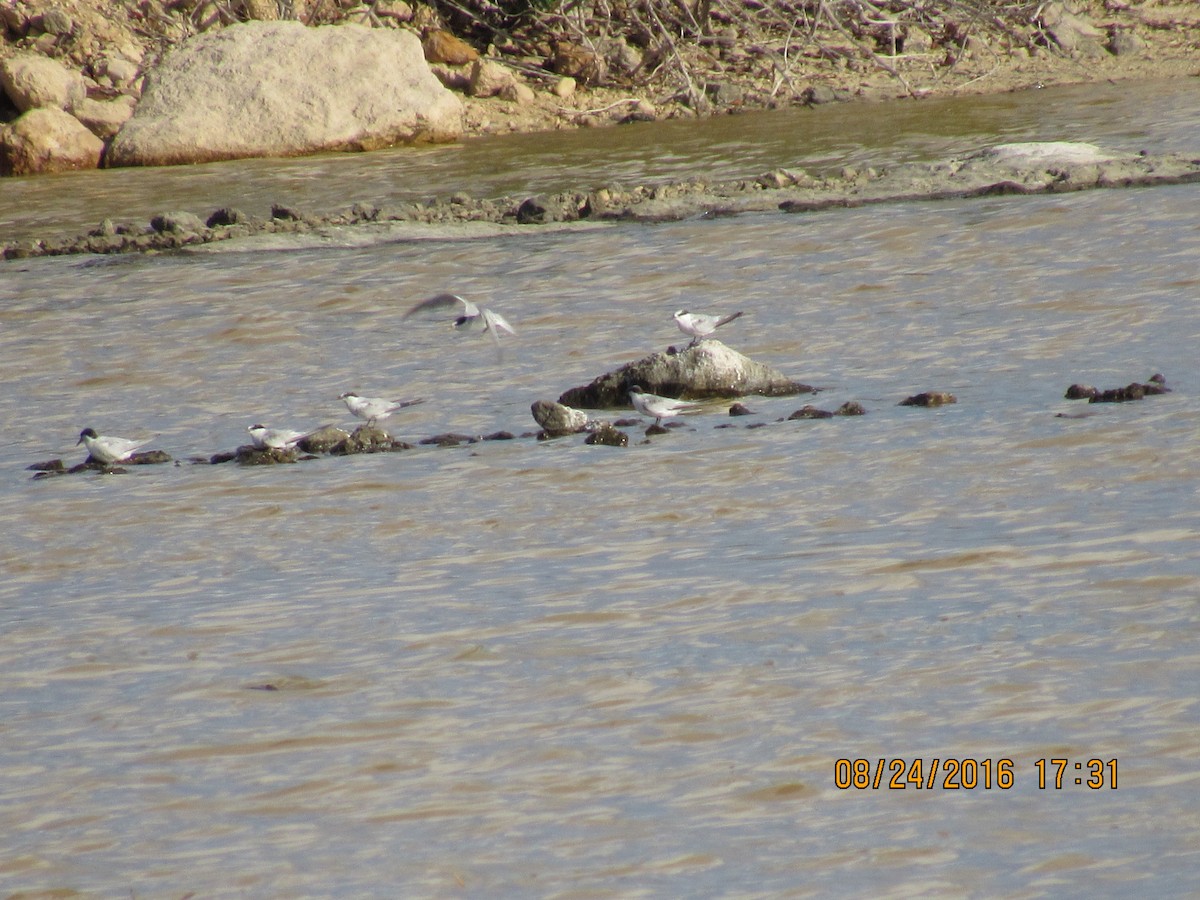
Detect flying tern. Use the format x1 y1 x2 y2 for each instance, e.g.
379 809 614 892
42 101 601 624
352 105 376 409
673 308 744 347
628 385 700 428
76 428 151 464
402 293 516 348
339 392 426 426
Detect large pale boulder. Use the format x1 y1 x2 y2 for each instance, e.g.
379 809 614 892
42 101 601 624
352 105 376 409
106 21 463 168
559 340 812 409
1 107 104 175
0 55 87 112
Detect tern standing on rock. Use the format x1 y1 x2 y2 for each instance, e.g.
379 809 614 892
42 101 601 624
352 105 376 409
673 308 744 347
339 392 426 427
247 424 315 451
628 385 700 428
76 428 151 464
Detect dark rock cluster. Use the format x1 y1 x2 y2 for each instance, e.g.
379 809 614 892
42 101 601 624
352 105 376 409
1065 374 1169 403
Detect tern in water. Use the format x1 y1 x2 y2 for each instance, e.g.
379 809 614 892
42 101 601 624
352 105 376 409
339 392 426 426
76 427 151 464
628 385 700 428
402 293 516 348
247 424 318 451
673 308 744 347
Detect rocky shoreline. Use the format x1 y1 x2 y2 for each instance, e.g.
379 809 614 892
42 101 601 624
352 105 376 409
2 1 1199 260
5 141 1199 260
2 1 1198 181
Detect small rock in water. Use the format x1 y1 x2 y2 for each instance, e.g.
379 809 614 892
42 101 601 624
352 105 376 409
299 425 351 454
270 203 305 221
1065 383 1099 400
531 399 589 437
585 423 628 447
789 405 833 419
420 433 477 447
899 391 956 407
234 444 303 465
1091 383 1144 403
728 402 755 416
786 400 865 420
1065 373 1169 404
516 196 548 224
207 207 253 227
27 458 65 472
333 425 407 454
126 449 172 465
150 211 206 235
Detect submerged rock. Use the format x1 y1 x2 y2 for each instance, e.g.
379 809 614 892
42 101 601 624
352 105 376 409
32 447 174 476
127 449 171 464
900 391 957 407
1065 373 1168 403
558 340 811 409
789 405 833 419
299 425 352 454
232 444 306 465
1065 383 1099 400
420 432 479 447
75 449 172 468
788 400 866 419
644 423 671 436
584 423 628 446
331 425 408 454
27 458 65 472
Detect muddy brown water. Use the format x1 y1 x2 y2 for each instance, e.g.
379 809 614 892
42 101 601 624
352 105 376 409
1 78 1198 896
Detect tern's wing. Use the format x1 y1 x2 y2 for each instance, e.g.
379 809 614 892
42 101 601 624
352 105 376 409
480 307 516 338
389 397 426 410
402 293 474 319
285 429 314 445
474 309 509 362
715 311 744 327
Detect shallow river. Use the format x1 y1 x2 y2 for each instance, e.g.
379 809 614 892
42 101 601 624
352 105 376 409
1 79 1199 897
